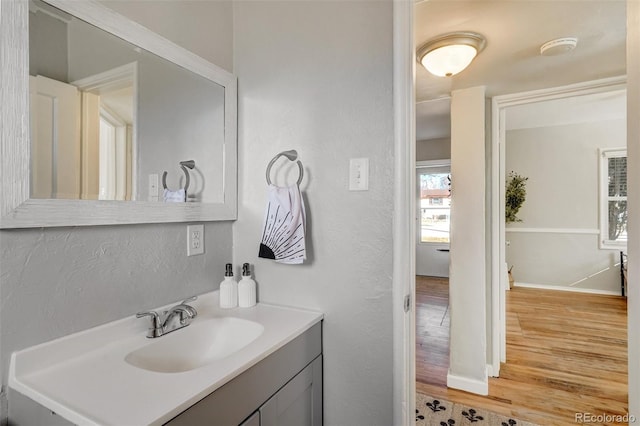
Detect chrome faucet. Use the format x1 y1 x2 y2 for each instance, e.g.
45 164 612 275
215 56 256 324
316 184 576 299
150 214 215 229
136 296 198 338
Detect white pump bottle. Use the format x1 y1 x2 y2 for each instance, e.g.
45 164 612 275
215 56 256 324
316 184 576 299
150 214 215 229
219 263 238 308
238 263 257 308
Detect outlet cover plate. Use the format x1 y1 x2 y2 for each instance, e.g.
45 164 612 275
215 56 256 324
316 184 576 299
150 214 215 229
187 224 204 256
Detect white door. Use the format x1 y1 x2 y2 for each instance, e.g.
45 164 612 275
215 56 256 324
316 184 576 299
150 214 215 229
98 108 131 201
416 161 451 277
29 75 81 199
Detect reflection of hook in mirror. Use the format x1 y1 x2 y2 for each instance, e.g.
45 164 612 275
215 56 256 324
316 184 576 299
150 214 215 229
162 160 196 203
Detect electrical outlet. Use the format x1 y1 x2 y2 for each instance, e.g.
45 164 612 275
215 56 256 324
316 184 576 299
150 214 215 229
187 224 204 256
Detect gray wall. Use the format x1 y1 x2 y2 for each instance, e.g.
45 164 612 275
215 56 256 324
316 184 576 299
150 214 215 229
505 118 626 292
233 1 395 425
0 1 234 424
416 137 451 161
29 10 68 81
97 0 234 75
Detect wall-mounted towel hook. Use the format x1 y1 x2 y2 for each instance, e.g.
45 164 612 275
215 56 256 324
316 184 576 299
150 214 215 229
162 160 195 192
266 150 304 186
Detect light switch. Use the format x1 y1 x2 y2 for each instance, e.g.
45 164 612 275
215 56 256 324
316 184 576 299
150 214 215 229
349 158 369 191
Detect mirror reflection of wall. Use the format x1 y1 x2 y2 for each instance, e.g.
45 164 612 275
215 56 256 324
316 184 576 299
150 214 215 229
28 0 225 203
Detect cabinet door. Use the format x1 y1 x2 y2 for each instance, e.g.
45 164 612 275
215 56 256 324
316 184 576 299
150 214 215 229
259 356 322 426
239 410 260 426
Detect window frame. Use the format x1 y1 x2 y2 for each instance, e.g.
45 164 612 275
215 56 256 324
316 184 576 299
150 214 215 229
416 160 451 247
599 147 628 250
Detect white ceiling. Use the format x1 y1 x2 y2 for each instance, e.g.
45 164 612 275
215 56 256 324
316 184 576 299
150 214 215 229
415 0 627 141
506 89 626 131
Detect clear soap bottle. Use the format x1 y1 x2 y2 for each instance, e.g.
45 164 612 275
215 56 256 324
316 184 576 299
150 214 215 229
219 263 238 308
238 263 257 308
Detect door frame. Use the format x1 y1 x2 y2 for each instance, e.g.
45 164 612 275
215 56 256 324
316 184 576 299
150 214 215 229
392 0 415 424
399 2 640 423
490 76 627 373
72 62 138 201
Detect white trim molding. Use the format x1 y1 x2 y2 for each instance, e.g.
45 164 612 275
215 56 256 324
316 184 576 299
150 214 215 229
416 159 451 168
393 0 415 425
447 369 489 396
506 228 600 234
514 282 621 296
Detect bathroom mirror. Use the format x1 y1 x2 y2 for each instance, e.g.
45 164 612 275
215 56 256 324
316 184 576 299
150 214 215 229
0 0 237 228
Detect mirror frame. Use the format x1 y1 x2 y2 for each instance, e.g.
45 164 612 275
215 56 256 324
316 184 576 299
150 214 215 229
0 0 237 228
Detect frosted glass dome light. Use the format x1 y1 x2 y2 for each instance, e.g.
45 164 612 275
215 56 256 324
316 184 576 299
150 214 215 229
418 32 486 77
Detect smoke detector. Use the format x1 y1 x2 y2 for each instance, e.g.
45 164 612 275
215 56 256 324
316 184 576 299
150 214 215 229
540 37 578 56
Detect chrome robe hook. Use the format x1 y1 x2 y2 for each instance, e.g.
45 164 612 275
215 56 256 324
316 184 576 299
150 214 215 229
162 160 195 192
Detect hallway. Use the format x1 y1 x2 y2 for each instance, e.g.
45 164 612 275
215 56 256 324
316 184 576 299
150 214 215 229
416 276 628 425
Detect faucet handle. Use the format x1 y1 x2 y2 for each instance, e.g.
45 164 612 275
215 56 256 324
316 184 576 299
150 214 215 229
175 299 198 320
136 311 163 338
136 310 159 321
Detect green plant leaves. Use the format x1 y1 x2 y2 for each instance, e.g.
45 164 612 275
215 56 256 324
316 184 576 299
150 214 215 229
505 171 528 223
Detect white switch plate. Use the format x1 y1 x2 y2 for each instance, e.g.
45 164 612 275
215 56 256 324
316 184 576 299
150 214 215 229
187 224 204 256
349 158 369 191
148 174 159 201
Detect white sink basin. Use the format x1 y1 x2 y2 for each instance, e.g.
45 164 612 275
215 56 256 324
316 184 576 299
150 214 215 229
124 317 264 373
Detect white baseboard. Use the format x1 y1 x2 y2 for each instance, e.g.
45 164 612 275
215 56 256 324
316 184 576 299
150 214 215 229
514 282 621 296
447 369 488 395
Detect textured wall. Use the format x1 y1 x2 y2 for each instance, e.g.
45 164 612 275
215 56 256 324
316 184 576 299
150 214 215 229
97 0 233 74
0 1 234 423
232 1 395 425
1 223 232 423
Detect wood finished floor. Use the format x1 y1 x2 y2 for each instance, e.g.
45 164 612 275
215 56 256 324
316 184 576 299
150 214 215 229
416 275 628 425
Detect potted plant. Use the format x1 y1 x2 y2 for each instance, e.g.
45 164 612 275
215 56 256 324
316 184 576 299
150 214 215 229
505 171 528 223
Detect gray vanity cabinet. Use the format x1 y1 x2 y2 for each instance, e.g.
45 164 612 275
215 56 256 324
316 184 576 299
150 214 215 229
256 355 322 426
166 322 322 426
239 411 260 426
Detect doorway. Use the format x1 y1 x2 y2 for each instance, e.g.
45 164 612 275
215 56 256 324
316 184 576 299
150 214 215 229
491 78 628 366
415 161 451 390
399 1 640 423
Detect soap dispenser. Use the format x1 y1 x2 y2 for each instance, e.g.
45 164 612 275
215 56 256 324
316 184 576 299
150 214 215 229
238 263 257 308
219 263 238 308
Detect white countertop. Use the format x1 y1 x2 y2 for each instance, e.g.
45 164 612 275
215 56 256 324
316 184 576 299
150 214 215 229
9 291 323 426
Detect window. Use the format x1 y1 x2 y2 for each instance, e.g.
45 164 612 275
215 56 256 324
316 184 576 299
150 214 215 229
419 171 451 243
599 148 627 249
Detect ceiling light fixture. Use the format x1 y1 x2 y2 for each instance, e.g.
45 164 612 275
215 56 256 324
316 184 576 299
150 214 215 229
539 37 578 56
417 31 486 77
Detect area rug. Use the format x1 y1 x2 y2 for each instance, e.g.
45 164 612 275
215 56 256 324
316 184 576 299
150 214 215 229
416 393 539 426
